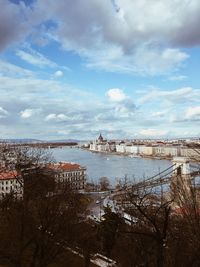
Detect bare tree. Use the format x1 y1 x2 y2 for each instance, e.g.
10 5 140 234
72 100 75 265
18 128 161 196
99 177 110 191
98 206 124 258
0 145 87 267
118 184 173 267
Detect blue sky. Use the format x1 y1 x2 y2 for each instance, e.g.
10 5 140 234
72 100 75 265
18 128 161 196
0 0 200 140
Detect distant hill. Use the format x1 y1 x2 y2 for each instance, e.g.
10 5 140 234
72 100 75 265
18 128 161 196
0 139 43 144
46 139 85 143
0 138 88 144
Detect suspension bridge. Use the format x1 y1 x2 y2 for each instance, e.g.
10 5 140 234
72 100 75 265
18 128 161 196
128 157 200 191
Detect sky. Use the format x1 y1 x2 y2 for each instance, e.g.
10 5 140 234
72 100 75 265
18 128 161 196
0 0 200 140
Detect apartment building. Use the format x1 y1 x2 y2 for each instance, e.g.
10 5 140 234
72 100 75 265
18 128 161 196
0 161 87 198
48 162 87 191
126 144 139 154
116 143 126 153
180 147 200 158
0 170 23 198
138 145 153 156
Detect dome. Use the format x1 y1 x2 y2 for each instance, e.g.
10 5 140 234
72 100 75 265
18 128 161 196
97 133 104 142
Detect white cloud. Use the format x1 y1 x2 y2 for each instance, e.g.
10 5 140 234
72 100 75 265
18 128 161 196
80 43 188 75
54 70 64 77
0 60 34 78
1 0 199 75
106 88 127 102
16 49 57 68
139 87 200 104
131 47 188 75
4 0 200 52
20 108 41 119
45 113 86 123
151 110 168 118
113 0 200 47
0 57 199 139
168 75 188 81
0 107 9 118
185 106 200 120
45 113 69 122
16 46 70 71
139 128 168 137
33 0 196 75
57 130 70 135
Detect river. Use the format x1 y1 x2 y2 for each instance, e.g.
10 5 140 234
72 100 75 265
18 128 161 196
51 147 171 185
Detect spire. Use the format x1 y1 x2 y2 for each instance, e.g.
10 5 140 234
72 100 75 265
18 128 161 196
98 133 104 142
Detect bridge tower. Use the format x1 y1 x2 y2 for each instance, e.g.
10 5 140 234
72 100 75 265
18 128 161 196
172 157 191 176
171 157 192 205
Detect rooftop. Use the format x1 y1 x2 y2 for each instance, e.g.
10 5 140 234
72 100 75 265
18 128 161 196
0 170 20 180
47 162 86 171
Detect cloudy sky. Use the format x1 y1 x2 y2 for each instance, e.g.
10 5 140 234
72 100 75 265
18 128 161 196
0 0 200 140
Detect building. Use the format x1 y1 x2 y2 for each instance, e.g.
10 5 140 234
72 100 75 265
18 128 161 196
180 147 200 159
97 133 104 142
0 162 86 198
48 162 86 191
116 142 126 153
90 134 108 152
139 145 153 156
0 170 23 199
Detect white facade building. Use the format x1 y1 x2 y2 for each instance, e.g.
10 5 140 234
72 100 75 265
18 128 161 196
90 136 200 160
116 143 126 153
48 162 87 191
139 146 153 156
0 162 87 198
89 134 116 152
0 171 23 198
180 147 200 158
125 145 139 154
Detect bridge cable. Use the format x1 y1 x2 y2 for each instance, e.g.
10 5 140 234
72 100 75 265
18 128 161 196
143 163 176 182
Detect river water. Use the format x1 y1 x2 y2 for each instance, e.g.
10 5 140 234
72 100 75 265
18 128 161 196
52 147 171 185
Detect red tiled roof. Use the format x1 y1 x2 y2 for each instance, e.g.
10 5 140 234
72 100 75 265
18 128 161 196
47 162 85 172
0 171 19 180
0 162 85 180
174 207 200 215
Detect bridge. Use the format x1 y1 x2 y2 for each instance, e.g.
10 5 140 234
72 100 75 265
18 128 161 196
128 157 200 191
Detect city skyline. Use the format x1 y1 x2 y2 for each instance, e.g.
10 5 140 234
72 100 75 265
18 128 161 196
0 0 200 140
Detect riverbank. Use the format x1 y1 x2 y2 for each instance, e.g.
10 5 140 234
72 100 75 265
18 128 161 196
52 147 171 184
83 148 173 161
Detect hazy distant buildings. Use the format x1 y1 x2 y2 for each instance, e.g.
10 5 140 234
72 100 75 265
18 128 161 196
89 135 200 159
115 143 126 153
90 134 116 152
